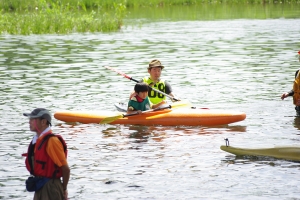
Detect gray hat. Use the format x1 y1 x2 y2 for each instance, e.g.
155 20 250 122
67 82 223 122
23 108 52 125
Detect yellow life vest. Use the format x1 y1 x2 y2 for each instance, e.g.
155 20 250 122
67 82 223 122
293 71 300 105
142 77 166 104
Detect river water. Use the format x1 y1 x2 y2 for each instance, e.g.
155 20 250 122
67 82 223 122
1 10 300 200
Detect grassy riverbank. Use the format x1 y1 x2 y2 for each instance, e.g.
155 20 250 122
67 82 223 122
0 0 299 35
0 0 126 34
1 0 300 11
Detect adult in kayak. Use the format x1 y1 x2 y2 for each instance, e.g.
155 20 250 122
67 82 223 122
130 59 178 104
22 108 70 200
281 51 300 115
128 82 166 114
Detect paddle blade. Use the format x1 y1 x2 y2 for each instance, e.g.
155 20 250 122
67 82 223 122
100 114 124 124
170 100 192 109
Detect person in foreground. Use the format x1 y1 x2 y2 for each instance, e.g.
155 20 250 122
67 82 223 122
281 51 300 115
128 82 166 114
22 108 70 200
130 59 178 104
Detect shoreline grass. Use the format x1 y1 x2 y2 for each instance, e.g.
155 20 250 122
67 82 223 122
1 0 300 12
0 0 126 34
0 0 299 35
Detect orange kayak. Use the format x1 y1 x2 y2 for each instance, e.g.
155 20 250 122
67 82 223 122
54 107 246 126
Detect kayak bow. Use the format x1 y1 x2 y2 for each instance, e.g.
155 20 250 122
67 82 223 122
220 145 300 161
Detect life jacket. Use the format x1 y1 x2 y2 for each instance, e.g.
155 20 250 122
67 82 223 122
128 96 151 111
142 77 166 104
293 70 300 106
25 132 67 179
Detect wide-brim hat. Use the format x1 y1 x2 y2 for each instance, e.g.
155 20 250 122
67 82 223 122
23 108 52 125
148 59 164 69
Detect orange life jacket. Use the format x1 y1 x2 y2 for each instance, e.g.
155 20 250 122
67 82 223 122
293 70 300 106
25 132 67 178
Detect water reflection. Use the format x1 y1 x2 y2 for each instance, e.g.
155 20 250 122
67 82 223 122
102 127 122 137
126 4 300 21
102 124 248 141
222 156 300 166
293 117 300 130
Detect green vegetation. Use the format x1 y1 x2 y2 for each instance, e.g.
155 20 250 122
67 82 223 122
0 0 126 34
125 0 300 7
1 0 300 11
0 0 299 35
127 3 300 21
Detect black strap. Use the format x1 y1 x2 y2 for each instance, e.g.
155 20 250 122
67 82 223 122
37 134 54 150
38 134 67 152
27 142 35 175
36 160 46 169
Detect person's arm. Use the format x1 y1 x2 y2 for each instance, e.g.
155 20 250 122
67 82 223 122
281 70 299 100
129 80 144 99
47 137 70 199
127 106 138 114
127 100 142 114
61 164 70 200
168 92 175 98
164 81 172 95
151 100 167 109
295 70 299 79
129 79 145 99
127 106 142 114
288 90 294 96
165 81 181 101
281 90 294 100
129 91 136 100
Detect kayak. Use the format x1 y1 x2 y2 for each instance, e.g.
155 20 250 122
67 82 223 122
54 103 246 126
114 102 210 113
114 100 195 112
220 145 300 161
54 108 246 126
114 102 128 112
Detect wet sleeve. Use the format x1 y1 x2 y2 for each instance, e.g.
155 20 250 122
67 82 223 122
288 90 294 96
128 99 137 111
46 137 68 167
165 81 172 94
295 70 299 79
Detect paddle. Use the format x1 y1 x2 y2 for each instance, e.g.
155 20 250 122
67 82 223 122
100 101 189 124
103 66 180 102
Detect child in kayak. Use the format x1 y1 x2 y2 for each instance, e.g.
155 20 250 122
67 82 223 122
281 51 300 115
128 82 166 114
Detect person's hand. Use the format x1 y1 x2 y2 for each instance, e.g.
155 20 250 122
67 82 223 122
171 97 181 102
160 100 167 105
129 92 137 100
281 92 289 100
64 189 68 200
137 110 142 114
